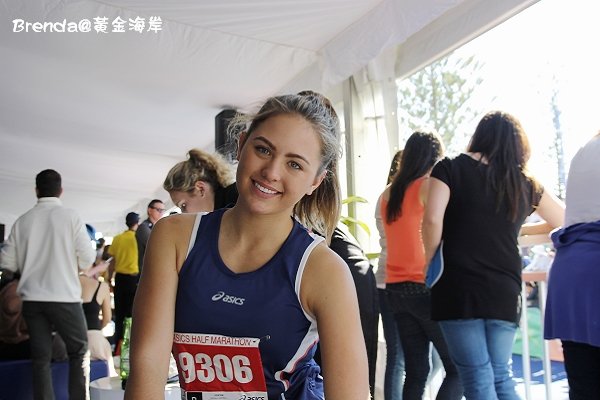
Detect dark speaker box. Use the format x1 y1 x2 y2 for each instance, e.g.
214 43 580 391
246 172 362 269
0 224 4 243
215 109 238 158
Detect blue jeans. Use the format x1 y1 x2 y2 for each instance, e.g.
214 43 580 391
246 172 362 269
439 319 520 400
387 283 462 400
379 288 405 400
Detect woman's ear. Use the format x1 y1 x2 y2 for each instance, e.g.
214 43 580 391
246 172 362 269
236 131 248 161
306 170 327 196
194 181 206 197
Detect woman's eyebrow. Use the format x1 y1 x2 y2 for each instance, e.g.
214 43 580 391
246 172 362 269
253 136 311 165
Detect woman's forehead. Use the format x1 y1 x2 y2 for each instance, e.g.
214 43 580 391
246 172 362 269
251 114 321 154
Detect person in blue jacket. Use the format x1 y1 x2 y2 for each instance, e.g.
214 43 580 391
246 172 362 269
545 131 600 400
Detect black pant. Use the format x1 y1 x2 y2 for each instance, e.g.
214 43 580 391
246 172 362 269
22 301 89 400
386 282 462 400
562 340 600 400
360 308 379 399
114 273 138 346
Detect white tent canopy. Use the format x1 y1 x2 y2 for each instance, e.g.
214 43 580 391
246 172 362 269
0 0 536 236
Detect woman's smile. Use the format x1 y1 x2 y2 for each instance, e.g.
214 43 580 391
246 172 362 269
253 180 279 196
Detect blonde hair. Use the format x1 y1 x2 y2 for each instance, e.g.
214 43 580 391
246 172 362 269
163 149 235 193
229 91 342 240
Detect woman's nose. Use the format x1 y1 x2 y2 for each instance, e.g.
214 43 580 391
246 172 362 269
261 160 282 182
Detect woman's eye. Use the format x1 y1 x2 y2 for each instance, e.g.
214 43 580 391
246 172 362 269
289 161 302 170
255 146 270 155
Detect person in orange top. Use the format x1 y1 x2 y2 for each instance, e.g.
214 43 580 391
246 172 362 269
380 131 462 400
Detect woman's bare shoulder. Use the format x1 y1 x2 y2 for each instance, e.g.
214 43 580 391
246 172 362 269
301 242 353 311
307 242 346 271
151 213 197 240
155 213 196 229
98 280 111 299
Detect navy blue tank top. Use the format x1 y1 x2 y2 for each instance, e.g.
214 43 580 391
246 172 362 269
174 209 325 400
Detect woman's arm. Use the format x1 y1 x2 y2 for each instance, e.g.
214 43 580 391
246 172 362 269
374 192 387 272
520 190 565 236
124 215 194 399
99 282 112 329
419 176 430 206
302 245 370 400
422 178 450 268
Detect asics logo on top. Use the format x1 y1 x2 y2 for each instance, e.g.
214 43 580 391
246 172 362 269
211 291 245 306
239 395 266 400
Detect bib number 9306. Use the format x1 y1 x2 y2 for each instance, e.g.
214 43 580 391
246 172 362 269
172 332 267 395
179 352 253 384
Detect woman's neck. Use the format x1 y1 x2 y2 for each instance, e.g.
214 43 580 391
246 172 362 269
223 206 294 243
219 207 296 273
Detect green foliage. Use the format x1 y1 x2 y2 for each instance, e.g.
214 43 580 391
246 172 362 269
397 54 484 154
339 215 371 237
340 196 370 237
341 198 380 261
341 195 368 205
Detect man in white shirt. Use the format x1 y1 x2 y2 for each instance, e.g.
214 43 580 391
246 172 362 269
0 169 96 400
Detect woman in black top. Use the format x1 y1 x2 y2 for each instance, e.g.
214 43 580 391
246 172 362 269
422 111 564 399
80 265 116 376
163 148 238 213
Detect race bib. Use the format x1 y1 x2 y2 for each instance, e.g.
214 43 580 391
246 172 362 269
173 332 268 400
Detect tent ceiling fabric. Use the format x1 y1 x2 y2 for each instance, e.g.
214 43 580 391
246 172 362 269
1 0 528 236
